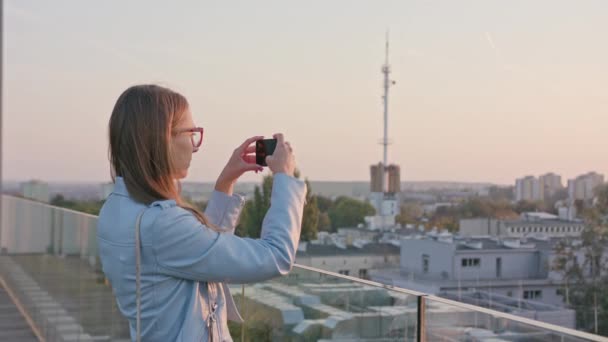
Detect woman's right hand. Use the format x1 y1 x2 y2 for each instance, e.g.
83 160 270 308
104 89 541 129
266 133 296 177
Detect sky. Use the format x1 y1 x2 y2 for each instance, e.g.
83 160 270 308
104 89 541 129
4 0 608 185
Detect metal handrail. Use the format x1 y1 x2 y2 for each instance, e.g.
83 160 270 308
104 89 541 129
293 264 608 342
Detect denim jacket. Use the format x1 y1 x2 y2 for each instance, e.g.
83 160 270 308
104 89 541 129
97 174 306 341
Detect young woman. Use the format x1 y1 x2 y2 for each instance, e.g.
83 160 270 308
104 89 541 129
97 84 306 341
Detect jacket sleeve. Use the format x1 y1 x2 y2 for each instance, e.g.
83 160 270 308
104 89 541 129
152 173 307 283
204 190 245 233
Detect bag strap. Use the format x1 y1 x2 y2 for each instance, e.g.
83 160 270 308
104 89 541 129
134 208 147 342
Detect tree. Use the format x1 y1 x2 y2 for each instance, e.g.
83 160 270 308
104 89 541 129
236 171 320 241
395 202 423 225
328 197 375 230
300 179 319 241
514 200 545 214
236 175 273 238
315 195 334 212
50 194 104 216
595 184 608 211
318 212 332 232
488 186 514 201
553 200 608 335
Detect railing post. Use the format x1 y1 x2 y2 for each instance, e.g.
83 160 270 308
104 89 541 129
0 0 4 255
416 295 426 342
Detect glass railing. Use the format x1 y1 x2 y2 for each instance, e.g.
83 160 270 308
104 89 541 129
1 195 606 341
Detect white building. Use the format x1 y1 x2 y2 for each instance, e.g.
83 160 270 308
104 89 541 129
366 192 399 230
567 172 604 202
20 180 50 203
459 214 585 239
369 235 579 327
295 239 399 280
515 173 563 202
515 176 539 202
539 172 563 198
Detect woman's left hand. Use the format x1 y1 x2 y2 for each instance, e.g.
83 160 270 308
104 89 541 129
215 136 264 195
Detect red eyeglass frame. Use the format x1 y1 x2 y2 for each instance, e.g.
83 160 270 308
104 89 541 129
173 127 204 148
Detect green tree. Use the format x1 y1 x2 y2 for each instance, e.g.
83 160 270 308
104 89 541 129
300 179 319 241
236 171 320 241
514 200 546 214
315 195 334 212
236 175 273 238
488 186 514 201
553 198 608 335
50 194 104 216
395 202 424 225
318 212 332 232
328 196 375 230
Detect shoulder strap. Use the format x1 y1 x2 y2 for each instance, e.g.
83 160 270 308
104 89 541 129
134 208 147 342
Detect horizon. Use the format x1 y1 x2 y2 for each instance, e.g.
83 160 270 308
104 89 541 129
4 0 607 185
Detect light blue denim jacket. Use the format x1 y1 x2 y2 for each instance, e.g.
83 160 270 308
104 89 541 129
97 174 306 341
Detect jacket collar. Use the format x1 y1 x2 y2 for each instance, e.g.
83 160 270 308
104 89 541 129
112 177 178 208
113 176 129 197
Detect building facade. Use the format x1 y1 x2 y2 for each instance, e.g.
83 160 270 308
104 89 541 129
567 172 605 202
459 215 585 238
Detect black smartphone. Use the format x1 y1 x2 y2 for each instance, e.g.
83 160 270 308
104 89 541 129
256 138 277 166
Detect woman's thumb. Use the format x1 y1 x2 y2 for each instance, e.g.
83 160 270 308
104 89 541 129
265 155 273 166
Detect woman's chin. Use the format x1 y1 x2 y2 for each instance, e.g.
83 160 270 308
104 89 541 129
175 169 188 179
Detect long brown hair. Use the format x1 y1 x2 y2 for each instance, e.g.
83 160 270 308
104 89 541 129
108 84 213 228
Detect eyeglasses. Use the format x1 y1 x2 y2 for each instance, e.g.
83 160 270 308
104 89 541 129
173 127 204 149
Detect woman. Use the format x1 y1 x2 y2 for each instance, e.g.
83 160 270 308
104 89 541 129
97 84 306 341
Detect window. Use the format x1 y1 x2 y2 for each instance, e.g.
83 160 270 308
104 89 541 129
556 288 565 296
461 258 480 267
339 270 350 276
359 269 368 279
507 291 513 297
523 290 542 300
496 257 502 278
422 254 430 273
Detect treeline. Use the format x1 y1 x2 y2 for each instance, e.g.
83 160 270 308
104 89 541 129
235 173 375 240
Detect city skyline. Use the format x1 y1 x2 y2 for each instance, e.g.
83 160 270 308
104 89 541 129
4 0 608 184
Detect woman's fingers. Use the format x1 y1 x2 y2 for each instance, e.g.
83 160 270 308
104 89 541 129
237 136 263 153
243 145 256 154
242 154 257 164
273 133 284 145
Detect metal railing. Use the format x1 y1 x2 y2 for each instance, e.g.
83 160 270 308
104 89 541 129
1 194 607 341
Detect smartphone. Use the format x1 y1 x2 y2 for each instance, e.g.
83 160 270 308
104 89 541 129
256 138 277 166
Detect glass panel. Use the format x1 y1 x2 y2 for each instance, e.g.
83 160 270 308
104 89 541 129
425 296 593 341
233 266 418 341
0 196 131 340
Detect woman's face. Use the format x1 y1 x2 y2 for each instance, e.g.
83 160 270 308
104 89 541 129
170 108 199 179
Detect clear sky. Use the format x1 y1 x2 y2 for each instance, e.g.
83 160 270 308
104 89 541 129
4 0 607 185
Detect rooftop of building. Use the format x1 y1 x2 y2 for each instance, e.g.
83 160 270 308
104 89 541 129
296 242 400 257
